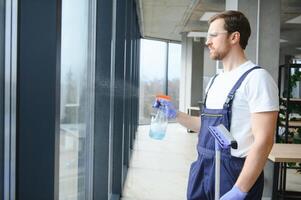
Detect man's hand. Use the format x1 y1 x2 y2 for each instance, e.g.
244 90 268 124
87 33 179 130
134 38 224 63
153 99 177 119
220 185 247 200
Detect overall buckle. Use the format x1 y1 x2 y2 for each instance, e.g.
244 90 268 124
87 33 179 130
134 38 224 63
225 94 235 107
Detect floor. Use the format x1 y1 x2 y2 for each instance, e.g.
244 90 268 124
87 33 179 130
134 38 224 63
121 123 301 200
121 123 197 200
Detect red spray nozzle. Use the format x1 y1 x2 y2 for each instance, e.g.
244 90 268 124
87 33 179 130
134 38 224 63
155 94 171 101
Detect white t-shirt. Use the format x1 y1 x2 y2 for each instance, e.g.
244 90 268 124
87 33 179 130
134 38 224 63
205 61 279 157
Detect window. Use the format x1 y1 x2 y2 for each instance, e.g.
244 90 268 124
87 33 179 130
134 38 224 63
139 39 167 124
59 0 95 199
139 39 181 124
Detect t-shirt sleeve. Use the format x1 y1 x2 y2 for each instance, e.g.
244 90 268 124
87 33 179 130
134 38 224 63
245 69 279 113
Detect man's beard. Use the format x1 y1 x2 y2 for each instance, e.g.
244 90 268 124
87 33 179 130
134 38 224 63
209 45 229 60
210 51 226 60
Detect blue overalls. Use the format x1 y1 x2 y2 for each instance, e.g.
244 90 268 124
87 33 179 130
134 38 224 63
187 66 264 200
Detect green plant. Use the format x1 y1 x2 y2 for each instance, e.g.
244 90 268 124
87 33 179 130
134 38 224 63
280 70 301 173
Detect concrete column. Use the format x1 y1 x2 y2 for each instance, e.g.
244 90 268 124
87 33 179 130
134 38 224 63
179 34 204 112
191 38 204 106
226 0 280 81
179 33 191 112
226 0 280 199
203 48 217 97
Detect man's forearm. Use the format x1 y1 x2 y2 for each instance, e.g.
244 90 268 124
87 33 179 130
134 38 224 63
235 140 273 192
176 111 201 133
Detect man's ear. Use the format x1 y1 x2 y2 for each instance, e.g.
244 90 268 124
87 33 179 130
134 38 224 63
231 31 240 45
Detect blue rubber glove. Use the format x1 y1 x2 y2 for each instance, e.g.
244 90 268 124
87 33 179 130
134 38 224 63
152 99 161 109
153 99 177 119
220 185 247 200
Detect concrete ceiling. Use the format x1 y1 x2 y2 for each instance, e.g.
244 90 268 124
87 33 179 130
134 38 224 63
280 0 301 56
137 0 301 56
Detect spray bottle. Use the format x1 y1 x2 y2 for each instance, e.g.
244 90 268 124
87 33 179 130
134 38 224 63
149 95 171 140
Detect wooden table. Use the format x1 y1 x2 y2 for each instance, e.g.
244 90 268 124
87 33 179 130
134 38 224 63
268 144 301 199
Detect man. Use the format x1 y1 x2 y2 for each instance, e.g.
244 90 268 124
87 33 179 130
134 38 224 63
155 10 279 199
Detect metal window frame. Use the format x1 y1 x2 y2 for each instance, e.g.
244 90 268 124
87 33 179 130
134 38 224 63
0 0 5 198
85 0 97 198
111 0 127 196
4 0 18 199
16 0 61 199
123 0 133 170
93 0 114 199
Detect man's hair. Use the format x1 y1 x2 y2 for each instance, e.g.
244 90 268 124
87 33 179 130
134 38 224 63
208 10 251 49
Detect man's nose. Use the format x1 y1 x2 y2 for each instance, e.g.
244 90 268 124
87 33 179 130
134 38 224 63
205 38 211 46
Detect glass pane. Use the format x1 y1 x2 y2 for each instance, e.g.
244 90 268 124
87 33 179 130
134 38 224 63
168 43 181 111
139 39 167 124
59 0 95 199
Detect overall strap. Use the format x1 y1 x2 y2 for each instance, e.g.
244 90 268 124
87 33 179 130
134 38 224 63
223 66 261 109
203 74 218 108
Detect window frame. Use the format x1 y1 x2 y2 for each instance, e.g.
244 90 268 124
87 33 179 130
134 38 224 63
16 0 62 199
0 0 5 198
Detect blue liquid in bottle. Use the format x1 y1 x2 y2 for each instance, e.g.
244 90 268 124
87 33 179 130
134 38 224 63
149 124 166 139
149 109 168 140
